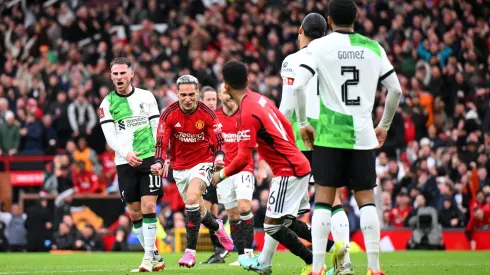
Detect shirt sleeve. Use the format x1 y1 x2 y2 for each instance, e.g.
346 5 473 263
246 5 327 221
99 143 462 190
279 56 296 120
223 112 257 177
379 44 395 81
147 92 161 141
154 109 173 165
99 98 129 158
98 98 114 125
207 113 225 157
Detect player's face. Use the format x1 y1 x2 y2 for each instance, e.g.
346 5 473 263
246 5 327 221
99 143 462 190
111 64 134 92
218 83 236 109
178 84 198 112
201 91 217 111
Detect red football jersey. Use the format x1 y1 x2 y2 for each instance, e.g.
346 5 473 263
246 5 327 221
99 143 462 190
216 107 254 173
224 91 310 178
155 102 224 170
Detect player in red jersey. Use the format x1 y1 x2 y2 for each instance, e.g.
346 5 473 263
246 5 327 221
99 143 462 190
150 75 234 268
211 61 318 274
215 82 255 266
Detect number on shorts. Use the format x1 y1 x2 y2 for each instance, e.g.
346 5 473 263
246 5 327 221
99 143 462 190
148 174 161 188
242 174 253 184
268 111 288 141
268 190 276 205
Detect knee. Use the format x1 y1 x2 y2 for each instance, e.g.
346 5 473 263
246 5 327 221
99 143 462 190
227 208 240 221
128 211 142 221
237 201 252 214
142 200 157 213
186 192 199 205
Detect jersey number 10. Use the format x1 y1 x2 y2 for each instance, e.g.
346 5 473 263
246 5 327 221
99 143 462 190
341 66 360 106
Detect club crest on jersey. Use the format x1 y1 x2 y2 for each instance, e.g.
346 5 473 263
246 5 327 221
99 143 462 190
158 123 165 134
195 120 205 129
98 108 105 118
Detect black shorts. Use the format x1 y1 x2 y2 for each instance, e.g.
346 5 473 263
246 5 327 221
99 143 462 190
117 157 164 203
301 151 315 185
203 184 218 204
312 146 376 191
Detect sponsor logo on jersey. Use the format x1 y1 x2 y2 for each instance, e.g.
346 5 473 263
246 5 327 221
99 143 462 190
117 117 148 131
174 132 205 142
195 120 205 129
98 108 105 118
175 122 182 128
237 129 251 141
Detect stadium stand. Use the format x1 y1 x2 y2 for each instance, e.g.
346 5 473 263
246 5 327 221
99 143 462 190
0 0 489 252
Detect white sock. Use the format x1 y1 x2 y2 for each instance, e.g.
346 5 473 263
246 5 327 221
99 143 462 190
143 215 158 258
360 204 380 272
331 208 351 263
258 234 278 266
312 207 331 273
134 226 145 249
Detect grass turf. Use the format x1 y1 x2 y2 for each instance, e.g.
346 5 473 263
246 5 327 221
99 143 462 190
0 251 489 275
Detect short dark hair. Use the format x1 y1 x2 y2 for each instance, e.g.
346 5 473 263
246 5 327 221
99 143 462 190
200 86 217 99
328 0 358 27
302 13 327 39
110 57 132 69
222 61 248 90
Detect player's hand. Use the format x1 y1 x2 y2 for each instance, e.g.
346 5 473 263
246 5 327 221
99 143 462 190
151 160 169 177
375 127 388 148
126 152 143 167
257 166 267 183
211 171 221 187
214 159 225 171
300 125 316 150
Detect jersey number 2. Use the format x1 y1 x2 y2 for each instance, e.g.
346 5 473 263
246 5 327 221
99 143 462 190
341 66 360 106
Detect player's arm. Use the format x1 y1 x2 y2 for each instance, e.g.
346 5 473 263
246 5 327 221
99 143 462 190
219 118 258 180
148 92 161 141
206 113 226 161
279 57 296 120
154 109 173 167
99 99 130 158
294 49 317 128
378 45 402 131
274 106 295 142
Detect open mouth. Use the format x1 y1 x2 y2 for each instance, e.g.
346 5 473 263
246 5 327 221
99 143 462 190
117 81 124 86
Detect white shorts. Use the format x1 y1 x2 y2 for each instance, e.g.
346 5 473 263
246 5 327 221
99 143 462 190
173 162 214 203
217 171 255 209
266 175 309 219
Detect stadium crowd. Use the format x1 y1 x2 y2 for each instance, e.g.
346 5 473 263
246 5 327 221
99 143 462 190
0 0 489 251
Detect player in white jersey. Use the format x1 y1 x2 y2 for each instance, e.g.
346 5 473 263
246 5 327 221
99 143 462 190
99 57 165 272
293 1 402 275
280 13 353 275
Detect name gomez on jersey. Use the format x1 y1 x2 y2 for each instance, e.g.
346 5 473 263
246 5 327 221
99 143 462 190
215 107 254 173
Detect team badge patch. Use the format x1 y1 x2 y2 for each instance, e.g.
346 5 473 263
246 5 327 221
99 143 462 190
195 120 205 129
98 108 105 118
158 123 165 135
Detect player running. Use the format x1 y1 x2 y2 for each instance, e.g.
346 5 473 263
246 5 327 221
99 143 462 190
280 13 353 275
151 75 234 268
215 82 255 266
99 57 165 272
198 86 230 264
212 61 341 275
293 1 402 274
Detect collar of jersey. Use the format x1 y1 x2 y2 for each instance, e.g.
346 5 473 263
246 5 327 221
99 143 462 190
115 85 135 97
335 30 356 34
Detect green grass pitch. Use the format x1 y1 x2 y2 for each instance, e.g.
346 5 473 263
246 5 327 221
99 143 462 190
1 251 489 274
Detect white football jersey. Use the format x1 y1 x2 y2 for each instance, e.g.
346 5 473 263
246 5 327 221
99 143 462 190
99 87 160 165
300 31 395 150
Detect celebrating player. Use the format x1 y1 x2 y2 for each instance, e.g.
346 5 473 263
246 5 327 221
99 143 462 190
215 82 255 266
151 75 234 268
293 1 402 274
212 61 339 275
199 86 230 264
280 13 353 274
99 57 165 272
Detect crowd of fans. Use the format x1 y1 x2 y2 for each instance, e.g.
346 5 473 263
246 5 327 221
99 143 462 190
0 0 489 251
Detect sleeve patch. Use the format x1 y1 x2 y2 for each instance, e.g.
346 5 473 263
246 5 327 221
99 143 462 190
98 108 105 119
283 77 294 85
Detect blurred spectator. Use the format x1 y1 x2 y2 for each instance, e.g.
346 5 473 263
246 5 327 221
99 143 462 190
75 224 104 251
439 197 464 228
47 92 72 149
41 114 57 155
158 202 174 231
51 222 75 251
7 204 27 252
111 227 129 251
20 113 43 154
386 190 413 228
465 207 490 250
73 137 101 175
25 199 52 252
99 143 116 189
0 111 20 156
67 93 97 139
73 161 100 194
